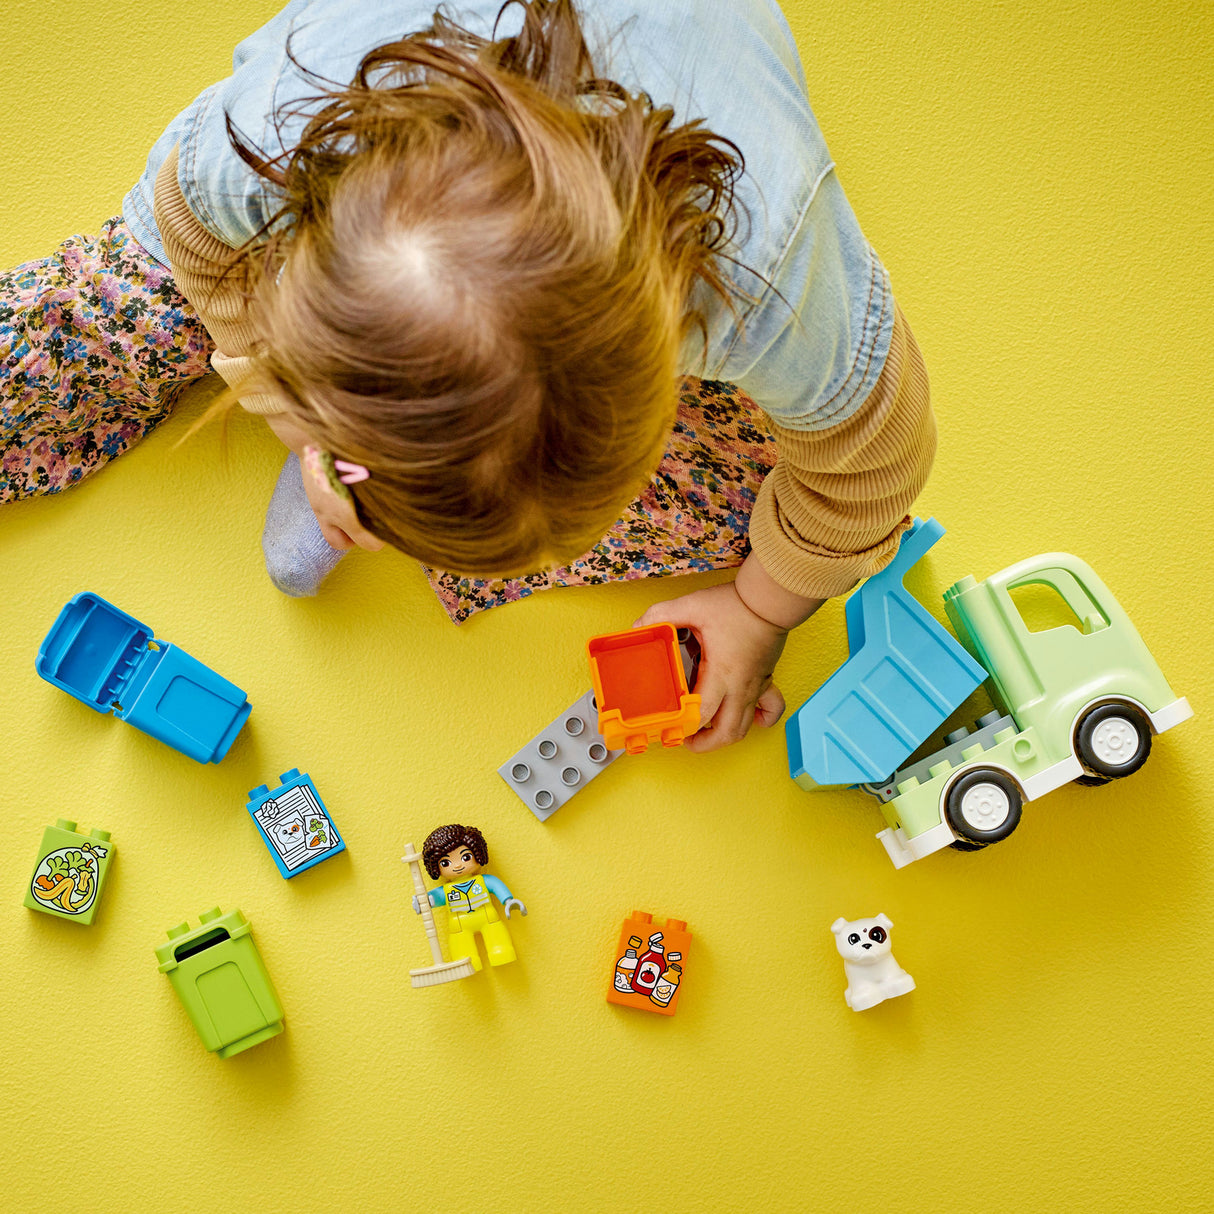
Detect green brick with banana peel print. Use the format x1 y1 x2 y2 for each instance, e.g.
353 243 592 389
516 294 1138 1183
25 819 115 925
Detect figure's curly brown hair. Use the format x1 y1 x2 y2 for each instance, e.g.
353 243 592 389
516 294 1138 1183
423 824 489 878
224 0 747 576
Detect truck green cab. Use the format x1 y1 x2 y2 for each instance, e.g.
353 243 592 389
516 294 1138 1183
874 552 1191 866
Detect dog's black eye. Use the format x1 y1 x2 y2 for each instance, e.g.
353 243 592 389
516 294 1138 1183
868 926 887 943
847 933 861 945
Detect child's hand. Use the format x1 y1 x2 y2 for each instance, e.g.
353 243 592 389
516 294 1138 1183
635 582 789 752
636 553 827 752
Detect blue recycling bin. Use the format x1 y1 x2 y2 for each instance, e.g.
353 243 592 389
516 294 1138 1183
36 592 251 764
786 519 987 788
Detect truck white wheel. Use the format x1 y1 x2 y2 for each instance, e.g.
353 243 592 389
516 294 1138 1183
1090 718 1139 767
944 768 1023 845
1075 703 1151 780
959 782 1011 830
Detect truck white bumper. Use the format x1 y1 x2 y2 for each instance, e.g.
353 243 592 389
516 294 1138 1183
1149 697 1193 734
877 822 957 869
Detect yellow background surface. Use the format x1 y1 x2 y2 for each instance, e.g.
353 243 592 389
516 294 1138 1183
2 2 1211 1211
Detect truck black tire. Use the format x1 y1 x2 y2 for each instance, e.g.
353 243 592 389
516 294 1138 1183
1074 702 1152 780
948 837 989 852
944 768 1023 845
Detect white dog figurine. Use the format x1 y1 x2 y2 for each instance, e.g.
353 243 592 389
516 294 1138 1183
831 914 915 1011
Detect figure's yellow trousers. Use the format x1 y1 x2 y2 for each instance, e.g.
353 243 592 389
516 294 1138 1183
447 907 517 969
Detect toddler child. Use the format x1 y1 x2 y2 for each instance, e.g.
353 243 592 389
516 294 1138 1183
0 0 934 751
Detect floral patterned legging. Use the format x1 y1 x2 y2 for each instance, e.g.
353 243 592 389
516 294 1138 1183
1 218 777 623
0 218 213 500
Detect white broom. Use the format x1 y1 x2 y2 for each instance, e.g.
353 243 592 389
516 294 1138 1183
402 842 476 986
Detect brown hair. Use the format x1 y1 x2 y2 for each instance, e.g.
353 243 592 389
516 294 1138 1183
423 824 489 878
227 0 746 576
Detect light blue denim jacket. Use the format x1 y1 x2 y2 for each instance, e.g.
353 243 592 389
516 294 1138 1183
123 0 894 432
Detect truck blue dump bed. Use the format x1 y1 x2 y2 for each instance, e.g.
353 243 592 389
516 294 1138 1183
786 519 987 788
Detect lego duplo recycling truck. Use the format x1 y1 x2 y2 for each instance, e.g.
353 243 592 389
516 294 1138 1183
786 519 1192 868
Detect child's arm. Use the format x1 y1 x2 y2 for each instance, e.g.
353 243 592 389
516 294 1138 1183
642 305 933 752
743 305 934 605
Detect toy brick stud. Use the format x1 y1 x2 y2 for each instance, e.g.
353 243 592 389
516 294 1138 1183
411 825 526 975
246 769 346 878
831 914 915 1011
24 819 115 925
155 908 284 1057
606 912 691 1016
498 689 622 821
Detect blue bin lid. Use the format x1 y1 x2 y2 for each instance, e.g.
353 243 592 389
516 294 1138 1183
36 593 155 713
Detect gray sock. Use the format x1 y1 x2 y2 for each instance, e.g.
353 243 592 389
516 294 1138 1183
262 452 347 596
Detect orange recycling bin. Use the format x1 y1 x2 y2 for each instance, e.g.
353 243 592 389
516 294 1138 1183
586 623 701 754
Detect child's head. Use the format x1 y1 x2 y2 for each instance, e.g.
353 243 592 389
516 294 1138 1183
231 0 744 576
423 824 489 880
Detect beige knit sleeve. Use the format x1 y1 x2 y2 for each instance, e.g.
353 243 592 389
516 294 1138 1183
152 143 287 415
746 304 936 600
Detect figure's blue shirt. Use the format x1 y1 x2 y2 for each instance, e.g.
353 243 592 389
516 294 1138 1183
123 0 893 431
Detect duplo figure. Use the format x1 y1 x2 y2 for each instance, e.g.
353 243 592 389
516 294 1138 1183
416 824 526 970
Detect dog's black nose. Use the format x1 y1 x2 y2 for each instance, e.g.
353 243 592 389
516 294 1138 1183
862 942 872 949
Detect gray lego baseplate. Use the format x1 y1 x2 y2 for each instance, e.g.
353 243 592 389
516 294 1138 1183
498 630 701 822
498 689 622 821
861 710 1015 803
